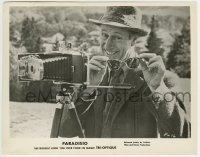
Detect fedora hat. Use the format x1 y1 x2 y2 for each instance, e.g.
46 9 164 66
89 6 148 36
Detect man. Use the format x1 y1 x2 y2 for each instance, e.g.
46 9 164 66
59 6 190 138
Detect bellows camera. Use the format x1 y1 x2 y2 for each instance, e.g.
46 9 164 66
18 51 89 85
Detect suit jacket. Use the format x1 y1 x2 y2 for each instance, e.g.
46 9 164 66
58 69 191 138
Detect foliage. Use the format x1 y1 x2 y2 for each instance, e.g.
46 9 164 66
9 22 15 41
145 16 165 60
166 18 190 78
52 38 59 51
65 10 87 22
21 17 43 53
9 43 27 101
60 21 88 41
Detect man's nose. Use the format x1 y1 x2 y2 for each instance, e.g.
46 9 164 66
105 36 114 50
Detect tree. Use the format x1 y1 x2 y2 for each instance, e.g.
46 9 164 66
9 22 16 42
53 38 59 51
21 17 43 53
9 43 28 101
54 10 65 23
166 18 190 78
61 21 87 41
35 37 43 52
65 10 87 22
145 16 165 60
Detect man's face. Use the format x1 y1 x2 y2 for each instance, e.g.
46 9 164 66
100 25 133 60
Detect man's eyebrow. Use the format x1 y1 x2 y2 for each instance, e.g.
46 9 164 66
113 32 122 36
101 29 108 33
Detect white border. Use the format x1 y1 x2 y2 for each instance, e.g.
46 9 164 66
1 0 199 157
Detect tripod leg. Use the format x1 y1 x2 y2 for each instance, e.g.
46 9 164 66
50 104 64 138
68 108 85 138
50 90 85 138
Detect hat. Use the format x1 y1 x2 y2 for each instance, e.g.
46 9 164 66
89 6 148 37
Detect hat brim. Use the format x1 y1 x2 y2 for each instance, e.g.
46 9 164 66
89 19 148 37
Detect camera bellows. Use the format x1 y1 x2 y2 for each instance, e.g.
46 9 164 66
43 57 68 80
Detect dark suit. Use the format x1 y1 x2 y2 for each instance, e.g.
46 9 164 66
59 68 190 138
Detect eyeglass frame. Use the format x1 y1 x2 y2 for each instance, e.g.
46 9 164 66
107 57 145 71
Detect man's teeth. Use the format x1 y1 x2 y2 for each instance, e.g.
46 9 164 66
105 50 117 55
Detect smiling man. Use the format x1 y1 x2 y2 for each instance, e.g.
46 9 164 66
59 6 190 138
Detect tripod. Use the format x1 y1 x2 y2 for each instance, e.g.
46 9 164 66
50 82 133 138
50 84 85 138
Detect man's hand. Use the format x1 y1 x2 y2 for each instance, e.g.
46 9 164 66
138 53 166 92
84 55 108 93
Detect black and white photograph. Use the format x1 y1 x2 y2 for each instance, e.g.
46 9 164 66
3 1 197 155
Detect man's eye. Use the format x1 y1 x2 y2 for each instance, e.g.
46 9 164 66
113 36 122 40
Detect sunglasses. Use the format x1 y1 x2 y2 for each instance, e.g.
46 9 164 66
107 57 142 71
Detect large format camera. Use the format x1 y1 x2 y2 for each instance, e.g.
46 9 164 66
18 49 90 138
18 50 89 85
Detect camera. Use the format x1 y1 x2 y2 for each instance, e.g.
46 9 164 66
18 50 89 85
